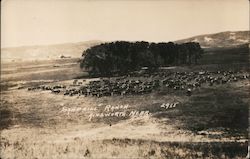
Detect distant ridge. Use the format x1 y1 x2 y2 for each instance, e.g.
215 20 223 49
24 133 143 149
2 31 249 62
175 31 249 48
1 40 102 61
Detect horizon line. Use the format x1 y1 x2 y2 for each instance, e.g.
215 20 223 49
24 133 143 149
1 30 248 49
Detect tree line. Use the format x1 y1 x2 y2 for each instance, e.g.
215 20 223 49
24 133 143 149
80 41 204 76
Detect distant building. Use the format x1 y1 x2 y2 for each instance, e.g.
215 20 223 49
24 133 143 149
60 55 71 59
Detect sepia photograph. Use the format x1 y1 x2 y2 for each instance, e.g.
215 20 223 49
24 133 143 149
0 0 249 158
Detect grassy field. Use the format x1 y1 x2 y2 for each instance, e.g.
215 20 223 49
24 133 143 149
1 58 88 82
0 45 249 158
200 44 249 66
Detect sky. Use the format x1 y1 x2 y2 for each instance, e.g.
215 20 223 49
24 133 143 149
1 0 249 48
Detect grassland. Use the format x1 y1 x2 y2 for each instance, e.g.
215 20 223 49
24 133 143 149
0 45 249 158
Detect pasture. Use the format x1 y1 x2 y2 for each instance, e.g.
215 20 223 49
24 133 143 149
0 45 249 158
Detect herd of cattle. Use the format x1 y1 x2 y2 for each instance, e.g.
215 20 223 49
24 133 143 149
27 70 249 97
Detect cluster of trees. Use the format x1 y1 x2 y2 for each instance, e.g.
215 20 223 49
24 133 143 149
80 41 204 76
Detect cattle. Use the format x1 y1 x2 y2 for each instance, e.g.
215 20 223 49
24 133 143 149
27 69 249 98
28 87 36 91
186 88 192 96
51 89 60 93
73 79 78 85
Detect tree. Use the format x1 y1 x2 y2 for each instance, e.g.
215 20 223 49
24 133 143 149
80 41 204 76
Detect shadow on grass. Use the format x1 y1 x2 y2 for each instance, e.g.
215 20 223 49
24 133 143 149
154 86 249 137
0 102 45 129
15 110 46 128
0 107 13 130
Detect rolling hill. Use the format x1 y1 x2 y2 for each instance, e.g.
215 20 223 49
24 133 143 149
1 31 249 62
176 31 249 48
1 40 102 62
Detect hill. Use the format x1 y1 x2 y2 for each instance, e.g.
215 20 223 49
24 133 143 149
1 40 102 62
176 31 249 48
1 31 248 62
